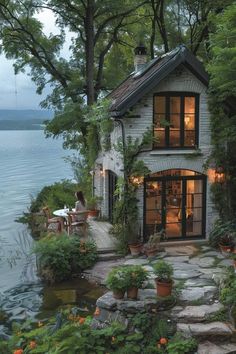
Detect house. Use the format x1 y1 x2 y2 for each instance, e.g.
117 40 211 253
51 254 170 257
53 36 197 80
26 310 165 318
94 44 218 242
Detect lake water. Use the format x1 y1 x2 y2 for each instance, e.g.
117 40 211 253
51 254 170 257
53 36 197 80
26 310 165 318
0 130 73 292
0 131 105 334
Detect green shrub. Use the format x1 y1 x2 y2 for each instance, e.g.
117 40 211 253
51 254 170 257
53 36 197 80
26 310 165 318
34 235 97 283
209 219 236 248
153 260 173 282
124 265 148 288
166 333 198 354
110 223 129 256
106 266 129 291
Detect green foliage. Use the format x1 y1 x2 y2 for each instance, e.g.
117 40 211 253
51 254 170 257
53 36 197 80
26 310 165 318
106 266 129 291
109 223 129 256
30 180 78 214
220 267 236 306
124 265 148 288
209 219 236 248
166 333 198 354
34 235 98 283
153 261 174 282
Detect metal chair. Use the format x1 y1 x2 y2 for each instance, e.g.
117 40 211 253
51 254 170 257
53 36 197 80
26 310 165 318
42 207 63 233
67 211 89 236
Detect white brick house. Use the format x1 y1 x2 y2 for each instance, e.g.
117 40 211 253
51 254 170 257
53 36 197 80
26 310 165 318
94 45 217 242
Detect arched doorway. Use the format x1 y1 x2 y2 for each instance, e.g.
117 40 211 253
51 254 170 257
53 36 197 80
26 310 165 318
144 169 206 240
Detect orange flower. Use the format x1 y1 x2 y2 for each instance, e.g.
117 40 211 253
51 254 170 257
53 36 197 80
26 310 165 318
13 350 24 354
29 341 37 349
79 317 86 325
159 337 168 345
94 307 100 316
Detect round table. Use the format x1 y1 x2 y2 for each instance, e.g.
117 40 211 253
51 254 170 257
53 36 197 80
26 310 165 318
53 208 73 217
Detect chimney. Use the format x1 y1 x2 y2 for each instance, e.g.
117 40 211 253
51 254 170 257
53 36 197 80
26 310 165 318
134 44 147 72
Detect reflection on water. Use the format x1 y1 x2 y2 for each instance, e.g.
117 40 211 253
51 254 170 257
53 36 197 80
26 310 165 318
1 278 105 334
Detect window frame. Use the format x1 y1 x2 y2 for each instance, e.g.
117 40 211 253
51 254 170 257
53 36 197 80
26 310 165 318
153 92 199 149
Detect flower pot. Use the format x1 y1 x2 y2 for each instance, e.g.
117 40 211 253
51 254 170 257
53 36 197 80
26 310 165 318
129 243 142 256
127 286 138 300
155 279 173 297
145 247 158 258
219 244 234 253
112 289 125 299
88 209 99 219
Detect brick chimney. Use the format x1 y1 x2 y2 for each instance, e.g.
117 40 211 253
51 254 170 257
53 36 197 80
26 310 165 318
134 44 147 72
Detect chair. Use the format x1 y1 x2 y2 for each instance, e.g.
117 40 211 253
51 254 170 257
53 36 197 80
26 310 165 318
42 207 63 233
67 211 89 237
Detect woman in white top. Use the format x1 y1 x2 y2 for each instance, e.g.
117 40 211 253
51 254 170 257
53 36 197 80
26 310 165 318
74 191 87 221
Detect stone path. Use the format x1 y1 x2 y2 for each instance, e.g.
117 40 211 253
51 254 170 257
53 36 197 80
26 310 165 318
86 244 236 353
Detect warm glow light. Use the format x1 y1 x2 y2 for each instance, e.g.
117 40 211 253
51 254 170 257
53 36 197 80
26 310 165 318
208 168 225 183
130 176 144 186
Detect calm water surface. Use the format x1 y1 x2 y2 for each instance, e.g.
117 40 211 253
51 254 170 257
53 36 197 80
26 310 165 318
0 131 104 334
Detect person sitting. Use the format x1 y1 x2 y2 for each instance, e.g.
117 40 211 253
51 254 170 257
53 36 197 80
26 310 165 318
67 191 88 235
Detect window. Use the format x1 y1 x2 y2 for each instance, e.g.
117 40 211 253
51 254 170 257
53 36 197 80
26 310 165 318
153 93 199 148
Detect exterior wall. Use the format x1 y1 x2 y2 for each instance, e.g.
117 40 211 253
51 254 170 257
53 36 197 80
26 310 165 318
95 66 218 237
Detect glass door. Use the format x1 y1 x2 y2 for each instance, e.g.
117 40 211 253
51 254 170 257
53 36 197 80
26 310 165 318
144 173 206 240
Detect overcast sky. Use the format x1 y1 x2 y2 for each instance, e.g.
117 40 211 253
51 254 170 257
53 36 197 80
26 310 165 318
0 9 71 110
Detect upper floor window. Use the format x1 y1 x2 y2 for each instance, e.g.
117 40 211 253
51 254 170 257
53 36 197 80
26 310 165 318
153 93 199 149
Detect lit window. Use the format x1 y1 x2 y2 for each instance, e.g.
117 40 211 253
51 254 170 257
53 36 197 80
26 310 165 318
153 93 198 148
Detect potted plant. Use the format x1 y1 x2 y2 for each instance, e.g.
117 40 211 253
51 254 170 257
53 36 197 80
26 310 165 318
127 222 143 256
219 232 235 253
153 260 173 297
125 265 148 300
106 267 128 299
87 196 101 218
144 227 165 257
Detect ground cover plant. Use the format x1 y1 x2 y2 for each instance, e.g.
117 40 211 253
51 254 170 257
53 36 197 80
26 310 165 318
0 310 198 354
34 234 98 283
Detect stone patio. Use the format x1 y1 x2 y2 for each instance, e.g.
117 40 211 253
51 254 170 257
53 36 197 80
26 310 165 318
85 243 236 353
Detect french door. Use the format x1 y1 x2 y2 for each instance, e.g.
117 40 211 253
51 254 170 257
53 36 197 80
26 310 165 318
108 170 118 223
144 172 206 240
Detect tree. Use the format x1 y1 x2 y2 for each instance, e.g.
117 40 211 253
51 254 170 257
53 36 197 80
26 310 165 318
207 3 236 218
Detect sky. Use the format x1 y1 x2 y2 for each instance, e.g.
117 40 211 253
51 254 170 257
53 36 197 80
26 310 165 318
0 9 71 110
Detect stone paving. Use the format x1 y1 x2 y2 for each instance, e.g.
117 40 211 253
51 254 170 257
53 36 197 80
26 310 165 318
86 243 236 353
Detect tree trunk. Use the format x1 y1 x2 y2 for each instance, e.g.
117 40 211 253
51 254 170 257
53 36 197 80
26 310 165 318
85 0 95 105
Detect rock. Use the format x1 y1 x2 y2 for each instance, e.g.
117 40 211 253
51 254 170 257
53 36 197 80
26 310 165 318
177 322 233 339
184 278 215 287
123 259 149 266
189 256 216 268
96 292 117 310
174 269 202 279
198 341 236 354
179 286 217 302
165 245 198 256
201 251 224 259
94 307 128 326
218 259 233 267
163 256 190 263
143 265 155 273
174 303 224 323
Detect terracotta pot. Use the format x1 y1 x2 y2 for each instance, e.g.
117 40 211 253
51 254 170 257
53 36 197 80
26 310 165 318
129 243 142 256
112 289 125 300
145 248 158 257
88 209 99 218
127 287 138 300
155 279 173 297
219 244 234 253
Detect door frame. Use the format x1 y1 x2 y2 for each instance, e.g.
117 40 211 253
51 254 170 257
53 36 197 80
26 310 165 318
107 170 118 223
143 172 207 241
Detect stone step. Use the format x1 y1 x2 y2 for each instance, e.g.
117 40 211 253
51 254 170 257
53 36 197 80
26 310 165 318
97 248 116 254
198 340 236 354
171 303 225 323
177 322 234 340
98 253 122 261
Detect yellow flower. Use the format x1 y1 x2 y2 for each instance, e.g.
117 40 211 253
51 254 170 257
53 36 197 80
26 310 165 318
38 321 44 328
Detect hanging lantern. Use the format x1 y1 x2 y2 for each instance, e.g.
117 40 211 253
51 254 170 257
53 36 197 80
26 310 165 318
215 167 225 183
129 175 144 186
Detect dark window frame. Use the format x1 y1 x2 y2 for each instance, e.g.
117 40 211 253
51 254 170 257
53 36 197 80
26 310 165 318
153 92 199 149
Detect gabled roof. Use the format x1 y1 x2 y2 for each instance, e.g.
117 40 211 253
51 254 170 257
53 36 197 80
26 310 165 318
109 45 209 117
